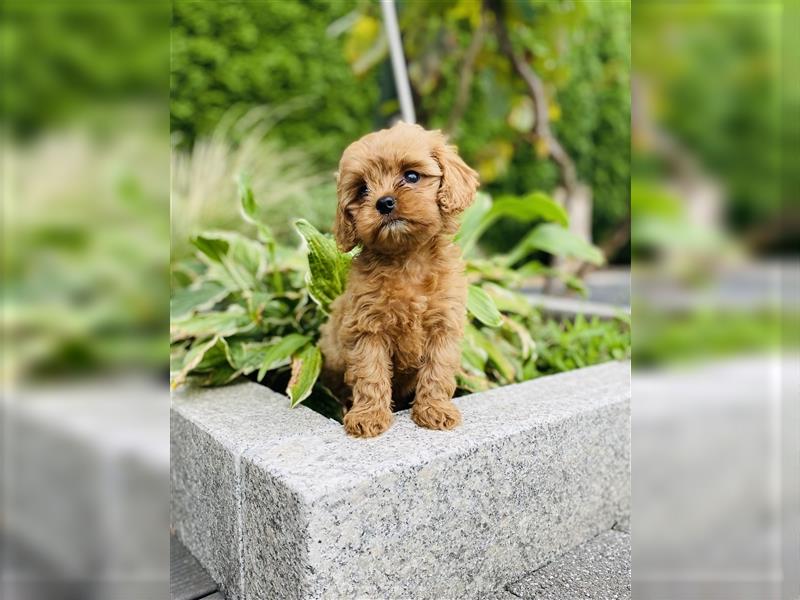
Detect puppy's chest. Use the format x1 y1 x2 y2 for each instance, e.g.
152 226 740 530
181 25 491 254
376 281 430 333
364 277 435 364
384 290 428 369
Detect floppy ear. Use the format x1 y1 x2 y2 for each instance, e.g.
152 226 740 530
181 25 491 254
333 172 358 252
432 137 480 214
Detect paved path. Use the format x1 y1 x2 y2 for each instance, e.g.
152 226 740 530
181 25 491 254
506 528 631 599
171 536 222 600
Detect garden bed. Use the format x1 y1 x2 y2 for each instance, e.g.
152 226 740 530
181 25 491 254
171 360 630 600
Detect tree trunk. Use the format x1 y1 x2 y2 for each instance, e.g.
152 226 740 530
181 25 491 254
487 0 595 286
489 0 581 200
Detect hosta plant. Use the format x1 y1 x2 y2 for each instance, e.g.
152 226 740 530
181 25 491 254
170 180 629 419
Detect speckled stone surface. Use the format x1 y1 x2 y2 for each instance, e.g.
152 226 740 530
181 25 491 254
172 362 630 599
484 590 520 599
506 530 631 599
238 360 630 599
170 382 335 600
614 515 631 534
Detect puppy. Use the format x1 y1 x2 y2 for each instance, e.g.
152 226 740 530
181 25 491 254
319 122 479 438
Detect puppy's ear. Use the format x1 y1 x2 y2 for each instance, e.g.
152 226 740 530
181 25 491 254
333 171 358 252
432 136 479 214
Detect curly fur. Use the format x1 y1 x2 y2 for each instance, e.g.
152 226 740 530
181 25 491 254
320 122 479 438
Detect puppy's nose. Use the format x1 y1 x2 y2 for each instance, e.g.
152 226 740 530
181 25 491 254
376 196 396 215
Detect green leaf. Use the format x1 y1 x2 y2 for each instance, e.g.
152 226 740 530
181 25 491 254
461 337 488 375
192 231 270 291
501 316 537 361
488 193 568 227
504 223 605 267
456 192 567 256
170 343 189 374
192 231 277 291
464 324 516 382
191 234 229 263
238 174 258 222
456 370 492 393
194 337 235 371
170 263 199 288
294 219 352 313
481 282 532 316
238 174 279 257
226 340 274 374
516 260 551 276
257 333 311 381
170 306 254 341
562 273 589 297
467 285 503 328
287 344 322 406
465 257 524 286
455 191 492 255
489 330 526 380
194 363 239 387
171 336 219 387
170 281 229 320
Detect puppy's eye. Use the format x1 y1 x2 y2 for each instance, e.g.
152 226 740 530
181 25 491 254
403 170 420 184
357 184 369 198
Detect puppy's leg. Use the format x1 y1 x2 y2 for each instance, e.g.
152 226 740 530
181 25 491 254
343 334 394 438
319 309 353 410
412 328 462 431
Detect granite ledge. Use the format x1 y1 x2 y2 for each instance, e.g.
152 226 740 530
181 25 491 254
172 360 631 600
241 360 631 500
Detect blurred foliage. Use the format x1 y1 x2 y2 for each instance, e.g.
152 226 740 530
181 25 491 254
630 179 738 274
630 1 789 369
171 0 379 166
388 0 631 252
170 0 630 254
170 180 628 418
633 0 785 241
4 112 169 381
634 306 786 367
2 2 170 381
1 0 168 137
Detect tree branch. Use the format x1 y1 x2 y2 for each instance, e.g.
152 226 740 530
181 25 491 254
578 213 630 277
445 17 487 136
488 0 579 194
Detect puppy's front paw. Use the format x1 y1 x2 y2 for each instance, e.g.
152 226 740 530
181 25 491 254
344 407 394 438
411 401 462 431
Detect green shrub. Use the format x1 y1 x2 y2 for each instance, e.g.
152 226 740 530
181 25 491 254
633 306 785 367
5 120 168 380
170 0 631 250
170 107 334 259
411 0 631 251
171 0 379 166
2 2 169 137
170 180 629 419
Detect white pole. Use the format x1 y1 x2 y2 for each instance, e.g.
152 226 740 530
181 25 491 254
380 0 416 124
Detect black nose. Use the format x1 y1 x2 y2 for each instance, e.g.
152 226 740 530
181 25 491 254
376 196 396 215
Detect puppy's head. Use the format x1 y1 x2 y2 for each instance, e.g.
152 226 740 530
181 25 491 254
334 122 479 254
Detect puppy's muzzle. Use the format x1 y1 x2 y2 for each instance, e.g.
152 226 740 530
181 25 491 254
376 196 396 215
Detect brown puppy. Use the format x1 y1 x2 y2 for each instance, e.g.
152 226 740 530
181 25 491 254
319 122 479 438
